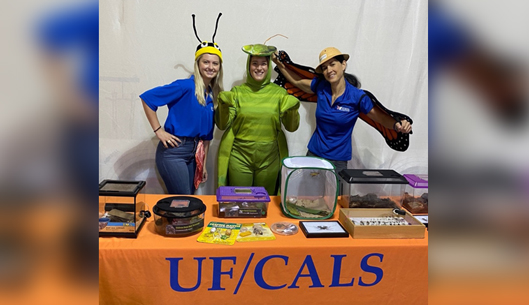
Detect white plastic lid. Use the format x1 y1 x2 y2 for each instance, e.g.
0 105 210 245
282 156 334 170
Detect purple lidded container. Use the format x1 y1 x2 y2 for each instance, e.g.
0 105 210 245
216 186 270 218
403 174 428 188
402 174 428 215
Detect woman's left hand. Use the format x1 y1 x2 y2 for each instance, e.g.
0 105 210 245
395 120 412 133
201 167 208 183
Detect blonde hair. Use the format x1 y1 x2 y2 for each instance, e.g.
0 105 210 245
194 54 223 107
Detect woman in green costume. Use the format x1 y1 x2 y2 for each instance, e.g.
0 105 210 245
215 44 300 195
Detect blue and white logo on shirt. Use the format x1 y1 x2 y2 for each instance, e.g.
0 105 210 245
336 105 351 112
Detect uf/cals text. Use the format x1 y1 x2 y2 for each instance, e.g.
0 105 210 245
166 253 384 293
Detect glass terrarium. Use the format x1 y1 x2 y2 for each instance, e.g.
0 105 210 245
338 169 408 209
280 156 338 220
216 186 270 218
99 180 150 238
401 174 428 214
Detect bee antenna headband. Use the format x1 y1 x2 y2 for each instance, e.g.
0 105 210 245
192 13 223 62
191 14 202 43
212 13 222 43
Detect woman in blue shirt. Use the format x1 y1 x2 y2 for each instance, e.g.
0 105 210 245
140 42 224 194
273 47 412 174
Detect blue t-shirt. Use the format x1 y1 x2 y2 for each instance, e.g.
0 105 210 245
140 75 214 140
38 1 99 103
308 77 374 161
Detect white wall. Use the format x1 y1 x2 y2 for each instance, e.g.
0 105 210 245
99 0 428 194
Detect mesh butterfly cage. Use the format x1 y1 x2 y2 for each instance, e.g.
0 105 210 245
280 156 338 219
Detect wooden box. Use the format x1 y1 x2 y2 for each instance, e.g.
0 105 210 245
338 208 425 239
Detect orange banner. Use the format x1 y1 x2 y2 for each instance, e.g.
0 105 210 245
99 195 427 305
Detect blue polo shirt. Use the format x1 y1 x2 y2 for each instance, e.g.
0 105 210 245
307 77 374 161
140 75 214 140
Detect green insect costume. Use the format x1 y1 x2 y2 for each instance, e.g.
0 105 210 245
216 44 300 195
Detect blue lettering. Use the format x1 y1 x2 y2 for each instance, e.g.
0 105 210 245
288 255 324 289
254 255 288 290
208 256 236 291
329 255 354 287
359 253 384 286
166 257 205 292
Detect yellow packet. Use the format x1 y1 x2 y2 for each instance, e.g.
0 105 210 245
236 223 276 242
197 222 242 246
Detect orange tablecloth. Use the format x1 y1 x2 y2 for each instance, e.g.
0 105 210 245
99 195 428 305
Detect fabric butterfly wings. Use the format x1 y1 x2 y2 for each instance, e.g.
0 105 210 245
273 50 413 152
274 51 318 102
358 90 413 152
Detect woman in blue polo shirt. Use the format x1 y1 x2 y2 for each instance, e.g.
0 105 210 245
273 47 412 174
140 42 224 194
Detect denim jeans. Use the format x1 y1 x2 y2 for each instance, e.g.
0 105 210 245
306 150 347 195
155 137 198 195
306 150 348 174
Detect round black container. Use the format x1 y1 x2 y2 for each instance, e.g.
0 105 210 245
153 196 206 237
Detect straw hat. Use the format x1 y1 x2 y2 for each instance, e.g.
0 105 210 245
315 47 349 73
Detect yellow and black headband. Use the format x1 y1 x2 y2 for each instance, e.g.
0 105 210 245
192 13 223 62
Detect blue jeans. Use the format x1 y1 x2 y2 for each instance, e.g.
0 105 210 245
306 150 347 195
306 150 348 174
155 137 198 195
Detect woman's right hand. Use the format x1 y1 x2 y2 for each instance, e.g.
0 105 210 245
155 129 181 148
272 52 285 69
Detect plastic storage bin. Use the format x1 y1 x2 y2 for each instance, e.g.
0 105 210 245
153 196 206 237
99 180 151 238
280 156 338 220
216 186 270 218
401 174 428 214
338 169 408 209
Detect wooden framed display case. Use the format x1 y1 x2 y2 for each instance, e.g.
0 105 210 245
299 220 349 238
339 208 425 239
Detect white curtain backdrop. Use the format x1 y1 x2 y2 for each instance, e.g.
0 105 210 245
99 0 428 194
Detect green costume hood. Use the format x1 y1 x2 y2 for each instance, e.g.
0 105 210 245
245 55 272 91
243 44 277 91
